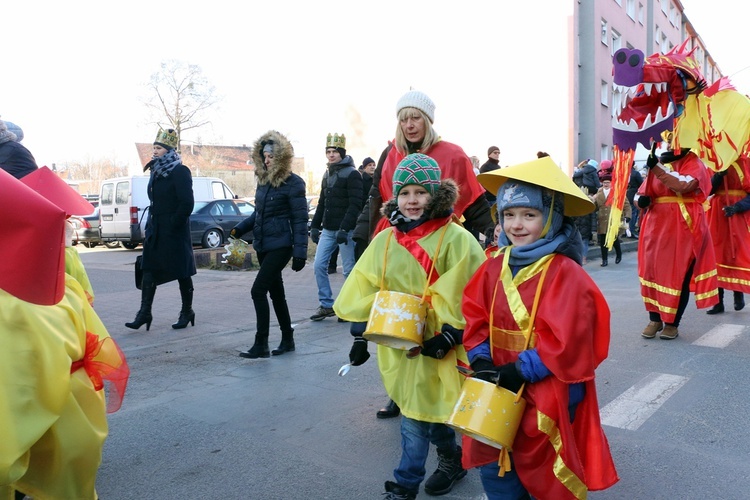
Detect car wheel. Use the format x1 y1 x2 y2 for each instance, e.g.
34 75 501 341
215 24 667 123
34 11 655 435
202 229 223 249
122 242 139 250
104 241 121 249
83 242 98 248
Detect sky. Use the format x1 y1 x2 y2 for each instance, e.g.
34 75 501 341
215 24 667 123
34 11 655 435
3 1 747 177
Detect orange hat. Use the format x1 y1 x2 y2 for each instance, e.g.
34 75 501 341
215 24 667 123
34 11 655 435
0 168 67 305
19 166 94 216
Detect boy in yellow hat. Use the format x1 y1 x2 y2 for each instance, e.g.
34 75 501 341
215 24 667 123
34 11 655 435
461 156 619 499
334 153 486 499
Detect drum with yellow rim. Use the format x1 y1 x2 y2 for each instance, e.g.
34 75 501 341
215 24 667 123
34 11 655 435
363 290 427 350
445 377 526 450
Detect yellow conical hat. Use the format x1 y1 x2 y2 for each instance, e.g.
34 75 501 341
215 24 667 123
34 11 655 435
477 156 595 216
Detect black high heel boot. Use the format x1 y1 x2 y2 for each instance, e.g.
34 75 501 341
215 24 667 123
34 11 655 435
172 284 195 329
733 291 745 311
600 246 608 267
707 288 725 315
126 283 156 331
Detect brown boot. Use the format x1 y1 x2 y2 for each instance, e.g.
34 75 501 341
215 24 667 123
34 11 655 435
641 321 663 339
660 325 679 340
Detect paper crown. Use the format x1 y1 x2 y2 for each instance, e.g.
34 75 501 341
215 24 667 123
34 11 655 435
326 133 346 149
154 128 179 149
20 166 95 216
477 156 595 217
0 168 67 305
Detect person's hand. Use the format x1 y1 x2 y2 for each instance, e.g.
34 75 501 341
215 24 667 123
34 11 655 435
230 227 239 239
646 142 659 169
625 217 631 223
494 362 525 393
349 337 370 366
310 228 320 244
291 257 306 272
336 229 348 245
637 195 651 209
469 358 497 383
724 204 740 217
420 324 463 359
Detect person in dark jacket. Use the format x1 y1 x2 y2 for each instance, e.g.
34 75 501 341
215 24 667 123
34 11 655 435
231 130 308 358
572 159 601 195
0 118 38 179
479 146 502 204
126 128 196 331
309 133 363 321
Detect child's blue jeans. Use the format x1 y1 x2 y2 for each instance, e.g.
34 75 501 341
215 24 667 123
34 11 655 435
394 416 458 492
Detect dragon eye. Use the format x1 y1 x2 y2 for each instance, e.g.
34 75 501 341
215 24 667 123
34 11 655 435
629 54 640 67
615 51 627 64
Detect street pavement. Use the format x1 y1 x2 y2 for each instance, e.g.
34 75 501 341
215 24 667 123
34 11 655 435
74 239 750 500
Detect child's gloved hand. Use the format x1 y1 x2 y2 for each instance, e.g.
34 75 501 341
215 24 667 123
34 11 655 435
495 362 525 393
646 142 659 169
420 325 463 359
470 358 497 383
349 336 370 366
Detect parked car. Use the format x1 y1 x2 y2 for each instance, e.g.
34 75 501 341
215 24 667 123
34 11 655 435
69 206 102 248
190 199 255 249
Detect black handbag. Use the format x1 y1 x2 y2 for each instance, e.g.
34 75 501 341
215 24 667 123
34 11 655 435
135 255 144 290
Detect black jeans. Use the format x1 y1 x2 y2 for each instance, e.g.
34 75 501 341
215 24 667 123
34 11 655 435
252 248 293 337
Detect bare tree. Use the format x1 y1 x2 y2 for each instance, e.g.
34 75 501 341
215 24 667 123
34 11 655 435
143 60 220 150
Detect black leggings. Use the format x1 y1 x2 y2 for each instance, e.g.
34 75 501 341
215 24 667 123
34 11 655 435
649 260 695 327
252 248 293 337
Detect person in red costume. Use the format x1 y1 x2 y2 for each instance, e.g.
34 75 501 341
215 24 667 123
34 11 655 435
705 157 750 314
635 141 719 339
462 156 618 500
351 89 494 419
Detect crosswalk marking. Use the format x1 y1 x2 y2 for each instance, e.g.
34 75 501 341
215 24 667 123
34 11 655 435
600 372 688 431
692 323 746 348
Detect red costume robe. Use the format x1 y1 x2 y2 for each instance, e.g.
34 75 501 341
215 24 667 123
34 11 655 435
707 158 750 293
462 252 618 499
637 152 719 321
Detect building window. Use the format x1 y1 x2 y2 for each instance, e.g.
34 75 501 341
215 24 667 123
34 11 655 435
638 3 644 24
669 3 677 25
601 144 611 161
601 19 609 45
661 0 668 14
611 87 622 118
601 81 609 106
612 29 622 55
661 32 669 53
626 0 636 19
614 0 622 5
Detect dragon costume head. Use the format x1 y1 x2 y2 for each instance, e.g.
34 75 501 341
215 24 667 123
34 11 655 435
612 40 707 152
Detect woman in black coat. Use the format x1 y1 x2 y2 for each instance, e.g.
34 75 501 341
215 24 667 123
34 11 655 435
126 128 197 331
231 130 308 358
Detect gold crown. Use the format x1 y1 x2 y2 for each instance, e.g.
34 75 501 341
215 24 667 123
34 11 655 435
326 133 346 149
154 128 179 149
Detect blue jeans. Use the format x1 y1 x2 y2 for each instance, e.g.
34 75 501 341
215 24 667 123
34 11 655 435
313 229 356 307
479 459 529 499
394 416 458 492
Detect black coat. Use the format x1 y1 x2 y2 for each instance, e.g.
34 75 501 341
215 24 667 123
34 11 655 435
142 164 196 283
0 140 38 179
311 155 363 232
234 173 308 260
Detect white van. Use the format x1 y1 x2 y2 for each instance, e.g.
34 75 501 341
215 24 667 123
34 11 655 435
99 175 236 249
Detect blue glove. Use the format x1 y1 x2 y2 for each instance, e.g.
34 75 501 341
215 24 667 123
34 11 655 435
724 204 740 217
336 229 348 245
310 228 320 244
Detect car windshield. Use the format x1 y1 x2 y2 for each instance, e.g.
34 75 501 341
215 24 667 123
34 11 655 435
192 201 210 214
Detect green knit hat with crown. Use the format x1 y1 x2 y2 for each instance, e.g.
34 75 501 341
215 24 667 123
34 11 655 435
392 153 441 197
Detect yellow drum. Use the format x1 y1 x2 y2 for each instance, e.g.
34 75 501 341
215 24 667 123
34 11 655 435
221 237 250 268
446 377 526 450
363 291 428 350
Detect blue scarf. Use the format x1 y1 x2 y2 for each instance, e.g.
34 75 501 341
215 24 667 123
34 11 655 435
499 217 583 266
150 149 182 178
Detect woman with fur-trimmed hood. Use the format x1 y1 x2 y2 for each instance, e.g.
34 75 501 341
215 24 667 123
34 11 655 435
232 130 308 358
334 154 486 499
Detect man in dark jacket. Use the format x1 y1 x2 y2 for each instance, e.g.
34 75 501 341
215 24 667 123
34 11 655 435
309 133 363 321
0 119 38 179
626 162 644 237
479 146 501 204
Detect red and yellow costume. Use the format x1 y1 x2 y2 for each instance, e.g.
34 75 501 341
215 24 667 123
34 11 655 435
461 252 618 499
707 158 750 293
637 152 719 321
